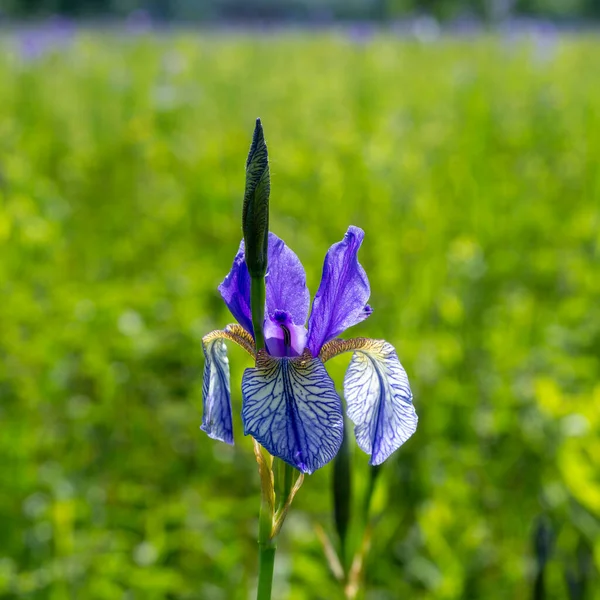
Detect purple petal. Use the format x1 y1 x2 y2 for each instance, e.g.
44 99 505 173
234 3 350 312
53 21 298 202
265 233 310 325
219 233 309 337
242 353 343 474
218 240 253 336
200 337 233 445
307 226 372 356
264 310 307 358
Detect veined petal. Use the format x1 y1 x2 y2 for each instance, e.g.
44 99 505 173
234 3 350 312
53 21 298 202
201 325 255 445
218 241 253 336
265 232 310 325
322 337 417 465
242 351 343 474
307 226 372 357
201 336 233 444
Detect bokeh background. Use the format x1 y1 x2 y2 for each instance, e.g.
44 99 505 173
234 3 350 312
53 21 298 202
1 1 600 599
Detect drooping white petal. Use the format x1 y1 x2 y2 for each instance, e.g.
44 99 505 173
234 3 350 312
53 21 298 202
343 339 417 465
242 352 343 474
201 337 233 444
200 325 255 445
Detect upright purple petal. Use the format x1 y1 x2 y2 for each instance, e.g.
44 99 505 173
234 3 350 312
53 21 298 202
219 233 309 337
218 241 253 336
307 226 372 356
265 233 310 325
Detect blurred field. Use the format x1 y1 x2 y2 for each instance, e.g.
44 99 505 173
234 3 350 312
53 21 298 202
1 30 599 599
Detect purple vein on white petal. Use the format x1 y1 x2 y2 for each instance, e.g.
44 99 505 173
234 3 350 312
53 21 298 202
201 337 234 444
344 339 417 465
242 352 343 474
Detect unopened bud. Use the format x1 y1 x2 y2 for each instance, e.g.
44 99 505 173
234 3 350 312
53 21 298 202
243 118 270 278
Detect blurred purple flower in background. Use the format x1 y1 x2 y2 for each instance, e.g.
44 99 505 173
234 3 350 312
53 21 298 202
126 9 153 35
500 17 559 66
532 21 558 65
412 16 440 43
346 22 375 46
17 16 74 60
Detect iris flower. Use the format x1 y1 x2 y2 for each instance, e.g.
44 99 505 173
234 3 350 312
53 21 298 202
201 226 418 474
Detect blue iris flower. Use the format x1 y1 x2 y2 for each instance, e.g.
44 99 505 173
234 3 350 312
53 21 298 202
201 226 418 474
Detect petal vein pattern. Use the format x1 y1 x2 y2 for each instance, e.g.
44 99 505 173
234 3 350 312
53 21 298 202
242 351 344 474
201 337 234 445
344 339 417 465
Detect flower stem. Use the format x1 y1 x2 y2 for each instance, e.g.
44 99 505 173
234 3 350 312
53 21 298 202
257 494 276 600
275 458 294 512
251 272 271 598
250 275 266 352
333 423 352 572
257 541 276 600
244 119 273 600
362 464 382 524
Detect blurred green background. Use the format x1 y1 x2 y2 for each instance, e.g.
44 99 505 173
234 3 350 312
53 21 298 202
1 30 600 599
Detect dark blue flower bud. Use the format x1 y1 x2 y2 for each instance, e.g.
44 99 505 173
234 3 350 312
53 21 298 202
243 118 270 278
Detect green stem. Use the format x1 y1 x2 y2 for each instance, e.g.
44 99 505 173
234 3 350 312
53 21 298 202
251 275 266 351
283 462 294 502
253 270 271 600
257 542 276 600
333 423 352 572
362 464 382 525
275 458 295 512
257 497 276 600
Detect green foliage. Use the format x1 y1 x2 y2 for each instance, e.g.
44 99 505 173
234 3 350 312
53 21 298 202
0 32 599 599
